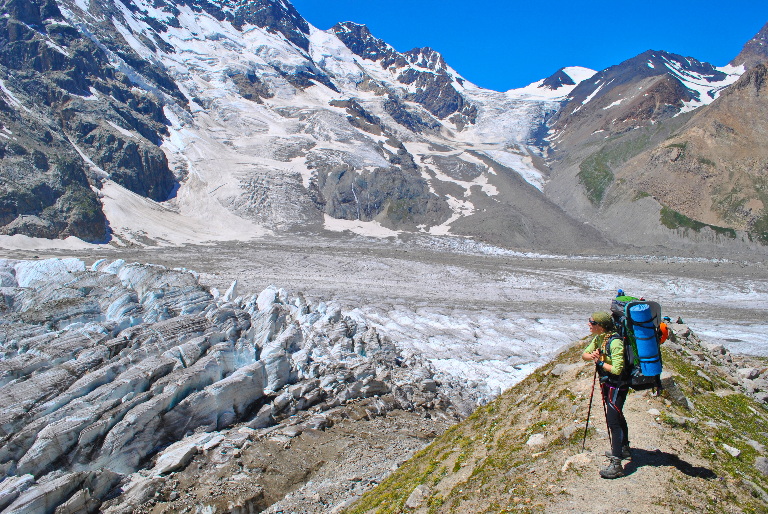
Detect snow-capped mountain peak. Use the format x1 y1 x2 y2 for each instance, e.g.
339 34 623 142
504 66 597 100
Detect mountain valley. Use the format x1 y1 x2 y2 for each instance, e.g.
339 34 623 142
1 0 768 512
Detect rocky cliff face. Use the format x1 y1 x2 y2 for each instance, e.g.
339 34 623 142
539 68 577 90
331 22 478 126
0 0 178 241
0 257 474 512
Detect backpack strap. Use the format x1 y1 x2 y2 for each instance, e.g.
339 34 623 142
604 333 622 355
604 334 631 384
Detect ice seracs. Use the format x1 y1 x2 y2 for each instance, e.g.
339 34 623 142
0 257 473 512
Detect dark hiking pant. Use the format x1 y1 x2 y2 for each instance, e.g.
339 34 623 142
601 382 629 457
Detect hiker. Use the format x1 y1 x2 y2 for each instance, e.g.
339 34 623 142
581 311 629 479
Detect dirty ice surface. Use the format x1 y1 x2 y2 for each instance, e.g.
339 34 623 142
3 236 767 402
342 254 768 400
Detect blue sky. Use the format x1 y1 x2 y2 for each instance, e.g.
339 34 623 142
290 0 768 91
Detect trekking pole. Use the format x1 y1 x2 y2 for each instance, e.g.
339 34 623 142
601 382 612 444
581 367 598 452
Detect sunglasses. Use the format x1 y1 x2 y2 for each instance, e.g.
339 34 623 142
588 320 598 326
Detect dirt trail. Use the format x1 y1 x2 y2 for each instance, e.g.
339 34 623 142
543 370 718 513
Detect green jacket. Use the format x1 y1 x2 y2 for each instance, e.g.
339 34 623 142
583 332 625 377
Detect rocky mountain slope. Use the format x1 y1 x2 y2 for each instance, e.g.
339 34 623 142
608 63 768 242
3 0 768 254
731 22 768 71
0 0 176 242
344 324 768 513
1 0 609 252
543 27 768 251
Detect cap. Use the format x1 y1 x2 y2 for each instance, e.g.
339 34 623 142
591 311 614 330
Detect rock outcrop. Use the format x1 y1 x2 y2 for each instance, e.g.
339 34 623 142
331 22 478 126
0 0 177 241
730 21 768 71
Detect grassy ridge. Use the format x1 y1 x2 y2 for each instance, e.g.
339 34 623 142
344 335 768 514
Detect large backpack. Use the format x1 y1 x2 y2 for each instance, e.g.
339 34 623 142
609 294 664 391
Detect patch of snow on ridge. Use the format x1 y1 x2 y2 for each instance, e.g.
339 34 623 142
307 25 363 87
718 63 745 76
419 156 499 197
660 57 743 114
563 66 598 83
603 98 625 109
582 80 607 105
0 234 94 250
0 79 31 113
428 195 474 236
107 121 136 139
484 149 545 191
323 214 400 238
100 180 269 246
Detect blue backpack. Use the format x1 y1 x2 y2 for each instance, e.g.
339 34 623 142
609 294 664 391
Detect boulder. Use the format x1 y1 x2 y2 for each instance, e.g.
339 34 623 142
722 444 741 457
561 453 592 473
703 343 726 355
404 484 430 509
550 363 580 377
660 373 693 410
756 456 768 476
738 368 761 380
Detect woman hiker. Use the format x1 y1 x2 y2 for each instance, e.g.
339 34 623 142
581 311 630 479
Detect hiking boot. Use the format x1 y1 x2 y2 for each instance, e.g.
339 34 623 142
604 445 631 460
599 457 624 479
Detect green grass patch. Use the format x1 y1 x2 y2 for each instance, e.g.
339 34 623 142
577 131 660 206
659 206 737 238
749 214 768 243
578 153 613 205
633 191 651 201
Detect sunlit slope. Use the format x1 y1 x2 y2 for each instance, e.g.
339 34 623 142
345 328 768 513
